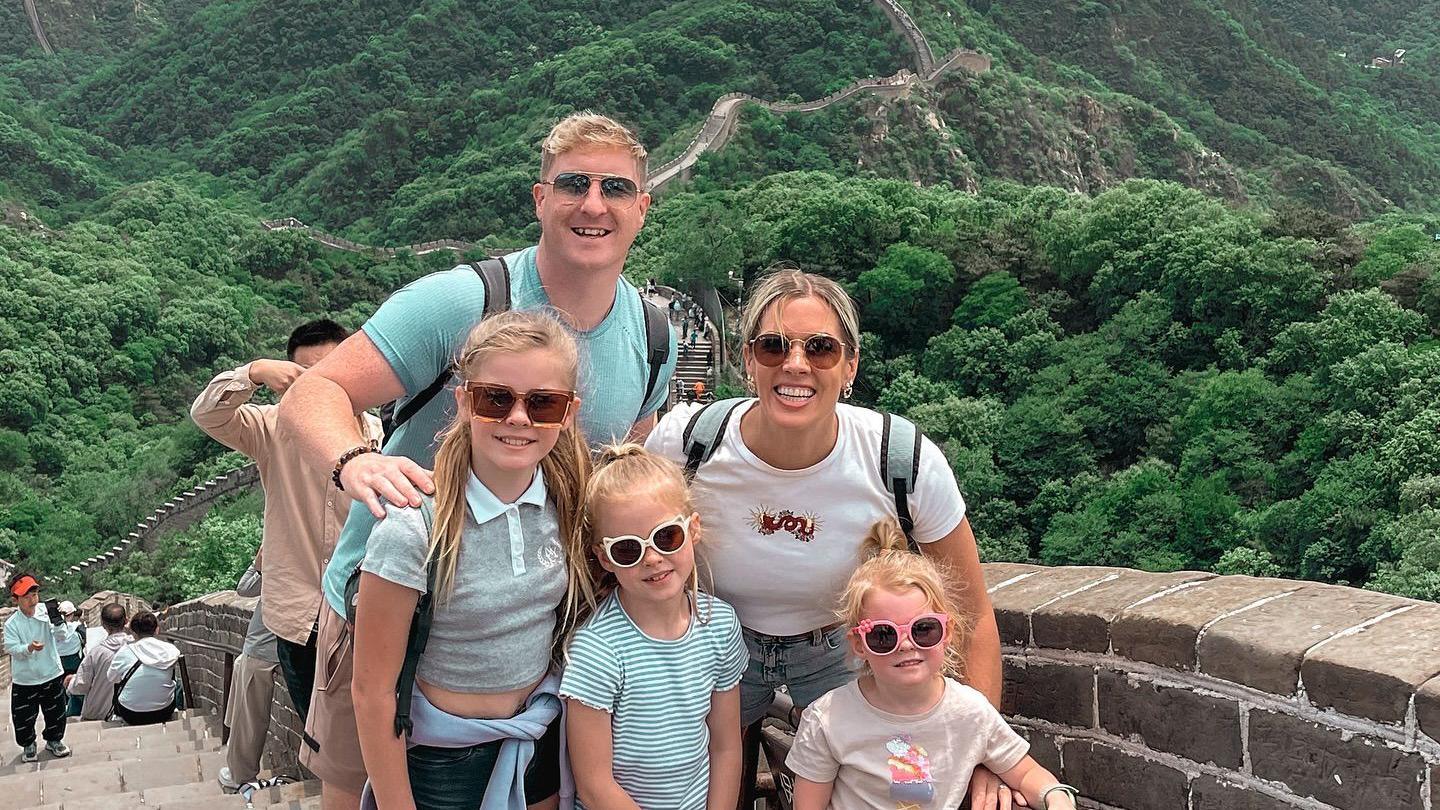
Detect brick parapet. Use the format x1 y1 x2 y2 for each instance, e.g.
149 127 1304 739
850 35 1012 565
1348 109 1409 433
65 464 260 584
163 591 308 780
153 566 1440 807
989 564 1440 808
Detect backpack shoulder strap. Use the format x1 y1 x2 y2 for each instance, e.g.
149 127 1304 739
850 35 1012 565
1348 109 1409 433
111 659 143 713
386 259 511 439
394 497 438 737
638 294 671 416
474 257 511 320
880 412 924 553
681 398 748 480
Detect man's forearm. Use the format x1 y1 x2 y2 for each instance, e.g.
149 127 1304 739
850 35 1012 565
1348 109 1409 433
278 372 369 473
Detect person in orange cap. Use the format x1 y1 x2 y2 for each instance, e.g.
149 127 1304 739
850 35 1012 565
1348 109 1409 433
3 574 75 762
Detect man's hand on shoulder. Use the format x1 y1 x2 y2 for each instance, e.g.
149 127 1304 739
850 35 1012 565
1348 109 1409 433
249 359 307 395
339 451 434 519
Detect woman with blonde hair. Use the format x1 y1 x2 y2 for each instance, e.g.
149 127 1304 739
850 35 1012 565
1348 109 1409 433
352 310 591 810
645 267 1009 809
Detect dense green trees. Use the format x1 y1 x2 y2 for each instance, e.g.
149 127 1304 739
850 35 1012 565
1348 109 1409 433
4 0 1440 606
633 175 1440 595
0 181 442 588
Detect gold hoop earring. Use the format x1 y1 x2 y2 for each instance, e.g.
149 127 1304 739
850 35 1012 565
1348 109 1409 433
842 383 854 399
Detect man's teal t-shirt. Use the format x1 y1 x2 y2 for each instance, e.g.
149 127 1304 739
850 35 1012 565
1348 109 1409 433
322 246 678 614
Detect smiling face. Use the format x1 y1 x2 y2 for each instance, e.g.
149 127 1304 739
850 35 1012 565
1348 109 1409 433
850 585 948 691
459 348 577 479
743 294 859 435
592 486 698 610
533 145 650 277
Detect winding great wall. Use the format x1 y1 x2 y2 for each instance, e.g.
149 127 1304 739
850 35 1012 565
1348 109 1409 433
258 0 989 257
21 0 54 55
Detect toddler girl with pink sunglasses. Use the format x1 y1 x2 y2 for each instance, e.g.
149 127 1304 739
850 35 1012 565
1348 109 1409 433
788 521 1080 810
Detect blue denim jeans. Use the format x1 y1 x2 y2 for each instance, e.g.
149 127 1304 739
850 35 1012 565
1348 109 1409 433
405 714 561 810
739 624 856 726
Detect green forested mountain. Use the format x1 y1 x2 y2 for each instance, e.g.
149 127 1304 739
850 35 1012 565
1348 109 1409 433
3 0 1440 603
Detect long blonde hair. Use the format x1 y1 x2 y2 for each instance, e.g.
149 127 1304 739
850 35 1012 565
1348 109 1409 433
564 444 702 647
840 520 970 678
427 311 591 615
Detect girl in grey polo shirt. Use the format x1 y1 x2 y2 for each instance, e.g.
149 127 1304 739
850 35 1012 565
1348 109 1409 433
351 312 592 810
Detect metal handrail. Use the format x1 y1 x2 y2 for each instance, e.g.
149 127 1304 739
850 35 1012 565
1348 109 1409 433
166 631 238 741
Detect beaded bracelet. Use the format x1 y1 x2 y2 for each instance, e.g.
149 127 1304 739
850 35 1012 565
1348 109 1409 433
331 445 377 491
1039 783 1080 808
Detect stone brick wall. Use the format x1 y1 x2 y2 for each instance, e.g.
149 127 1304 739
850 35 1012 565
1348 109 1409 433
154 566 1440 807
989 564 1440 809
66 464 260 583
163 592 309 780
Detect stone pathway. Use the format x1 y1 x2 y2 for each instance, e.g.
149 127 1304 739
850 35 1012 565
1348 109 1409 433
0 687 321 809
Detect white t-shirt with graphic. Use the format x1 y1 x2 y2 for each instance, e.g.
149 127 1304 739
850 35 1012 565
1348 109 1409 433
787 679 1029 809
646 401 966 636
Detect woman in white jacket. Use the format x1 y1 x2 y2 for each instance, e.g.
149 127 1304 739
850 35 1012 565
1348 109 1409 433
107 611 182 725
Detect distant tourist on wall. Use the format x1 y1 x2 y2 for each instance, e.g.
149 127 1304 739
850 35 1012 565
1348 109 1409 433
218 558 282 797
107 610 182 726
54 600 85 716
3 574 73 762
66 603 131 721
277 112 677 810
191 319 382 729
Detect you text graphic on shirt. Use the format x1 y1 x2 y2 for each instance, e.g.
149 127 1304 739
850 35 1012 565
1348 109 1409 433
748 506 821 543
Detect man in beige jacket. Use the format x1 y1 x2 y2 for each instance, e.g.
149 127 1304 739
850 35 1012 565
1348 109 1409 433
190 320 383 723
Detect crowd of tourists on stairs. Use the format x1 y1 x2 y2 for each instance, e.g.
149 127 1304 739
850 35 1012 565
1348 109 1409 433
4 576 187 765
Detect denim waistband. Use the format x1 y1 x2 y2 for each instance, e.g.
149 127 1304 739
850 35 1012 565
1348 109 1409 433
742 622 844 646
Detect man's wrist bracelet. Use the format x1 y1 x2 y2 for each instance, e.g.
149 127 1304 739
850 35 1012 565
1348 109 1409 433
1040 783 1080 807
332 445 377 491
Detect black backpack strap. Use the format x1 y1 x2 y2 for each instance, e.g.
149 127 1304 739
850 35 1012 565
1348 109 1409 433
681 398 748 480
639 294 672 416
880 412 924 553
384 259 511 441
394 497 438 737
111 660 143 715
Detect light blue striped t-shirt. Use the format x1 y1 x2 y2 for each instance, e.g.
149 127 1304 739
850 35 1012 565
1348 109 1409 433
561 591 746 810
321 246 679 615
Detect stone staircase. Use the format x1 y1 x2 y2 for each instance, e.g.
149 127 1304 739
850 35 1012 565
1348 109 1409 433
0 690 321 809
674 335 717 402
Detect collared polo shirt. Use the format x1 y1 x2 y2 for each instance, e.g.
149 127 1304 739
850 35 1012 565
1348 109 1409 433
361 470 566 693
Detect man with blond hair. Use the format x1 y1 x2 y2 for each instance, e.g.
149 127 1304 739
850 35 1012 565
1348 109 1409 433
277 112 676 810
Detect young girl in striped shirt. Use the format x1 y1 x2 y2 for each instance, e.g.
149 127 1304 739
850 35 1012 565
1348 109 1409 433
561 445 746 810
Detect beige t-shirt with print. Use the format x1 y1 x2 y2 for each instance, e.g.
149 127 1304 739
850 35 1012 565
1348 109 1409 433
787 678 1029 809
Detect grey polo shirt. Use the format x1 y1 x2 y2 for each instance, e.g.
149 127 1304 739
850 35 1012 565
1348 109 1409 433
361 470 567 693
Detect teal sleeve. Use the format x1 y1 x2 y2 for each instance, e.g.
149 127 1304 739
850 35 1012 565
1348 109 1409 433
560 629 623 713
3 619 26 657
638 319 679 420
360 266 489 395
714 601 747 691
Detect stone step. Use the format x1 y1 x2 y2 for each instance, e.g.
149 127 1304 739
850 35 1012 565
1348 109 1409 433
0 735 212 777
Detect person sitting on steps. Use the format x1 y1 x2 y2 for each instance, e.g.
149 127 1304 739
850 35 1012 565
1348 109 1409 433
66 603 131 721
107 611 183 726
